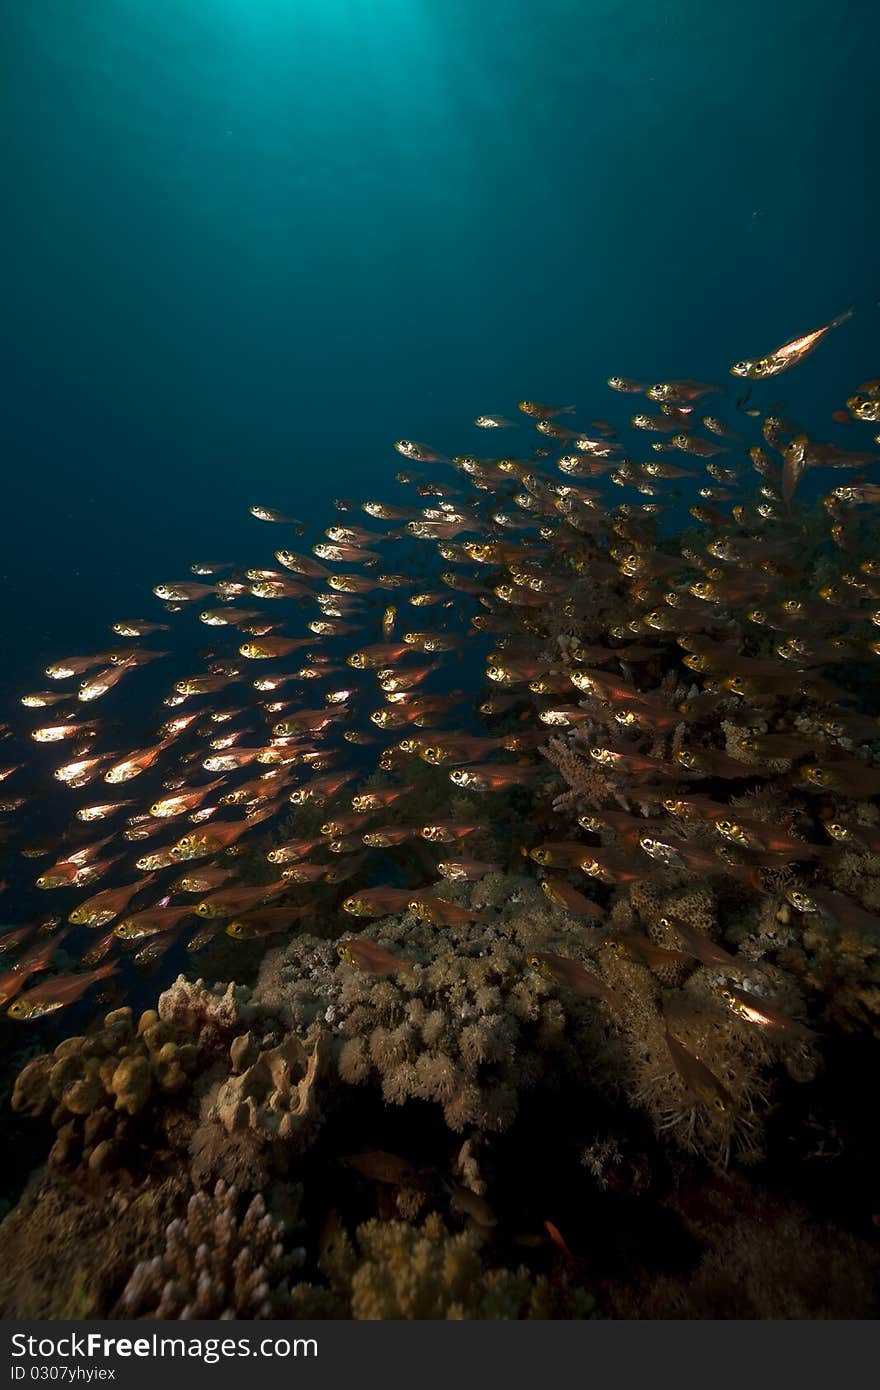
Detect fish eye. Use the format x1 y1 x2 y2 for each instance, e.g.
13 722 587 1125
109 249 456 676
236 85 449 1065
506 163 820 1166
712 1096 727 1112
336 944 346 958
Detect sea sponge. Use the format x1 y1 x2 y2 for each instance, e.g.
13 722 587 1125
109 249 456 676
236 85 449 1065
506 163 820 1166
207 1030 329 1147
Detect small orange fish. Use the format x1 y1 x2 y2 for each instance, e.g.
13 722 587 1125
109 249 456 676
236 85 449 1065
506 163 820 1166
664 1027 730 1112
420 821 488 844
104 738 173 784
152 580 215 602
195 879 288 919
719 984 814 1038
226 905 310 939
69 875 156 928
543 1219 572 1256
342 887 413 917
406 894 494 927
436 858 498 882
540 878 604 919
527 951 620 1010
336 938 416 976
115 905 195 941
603 933 691 970
171 863 236 893
7 962 119 1020
518 401 575 419
658 914 737 968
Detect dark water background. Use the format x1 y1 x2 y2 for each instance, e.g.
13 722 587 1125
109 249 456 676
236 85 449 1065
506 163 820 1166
1 0 878 702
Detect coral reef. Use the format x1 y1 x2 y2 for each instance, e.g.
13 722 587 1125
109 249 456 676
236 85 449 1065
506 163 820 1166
5 375 880 1321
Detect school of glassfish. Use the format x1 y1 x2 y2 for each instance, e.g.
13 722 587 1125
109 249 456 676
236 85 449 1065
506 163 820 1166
2 305 880 1123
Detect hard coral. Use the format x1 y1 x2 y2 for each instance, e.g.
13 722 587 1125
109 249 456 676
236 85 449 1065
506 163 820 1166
157 975 264 1040
309 1211 595 1319
119 1179 303 1319
11 1007 199 1174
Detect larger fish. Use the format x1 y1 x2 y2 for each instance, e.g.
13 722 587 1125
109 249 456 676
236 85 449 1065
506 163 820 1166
730 308 853 379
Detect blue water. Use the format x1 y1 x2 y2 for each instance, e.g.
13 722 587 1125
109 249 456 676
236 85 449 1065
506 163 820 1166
1 0 878 701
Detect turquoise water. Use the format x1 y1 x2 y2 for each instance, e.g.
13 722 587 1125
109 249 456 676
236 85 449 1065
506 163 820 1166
1 0 877 693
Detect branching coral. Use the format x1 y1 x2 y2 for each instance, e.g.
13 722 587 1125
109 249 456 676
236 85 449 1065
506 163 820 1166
596 878 819 1165
119 1180 304 1319
303 1212 596 1319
